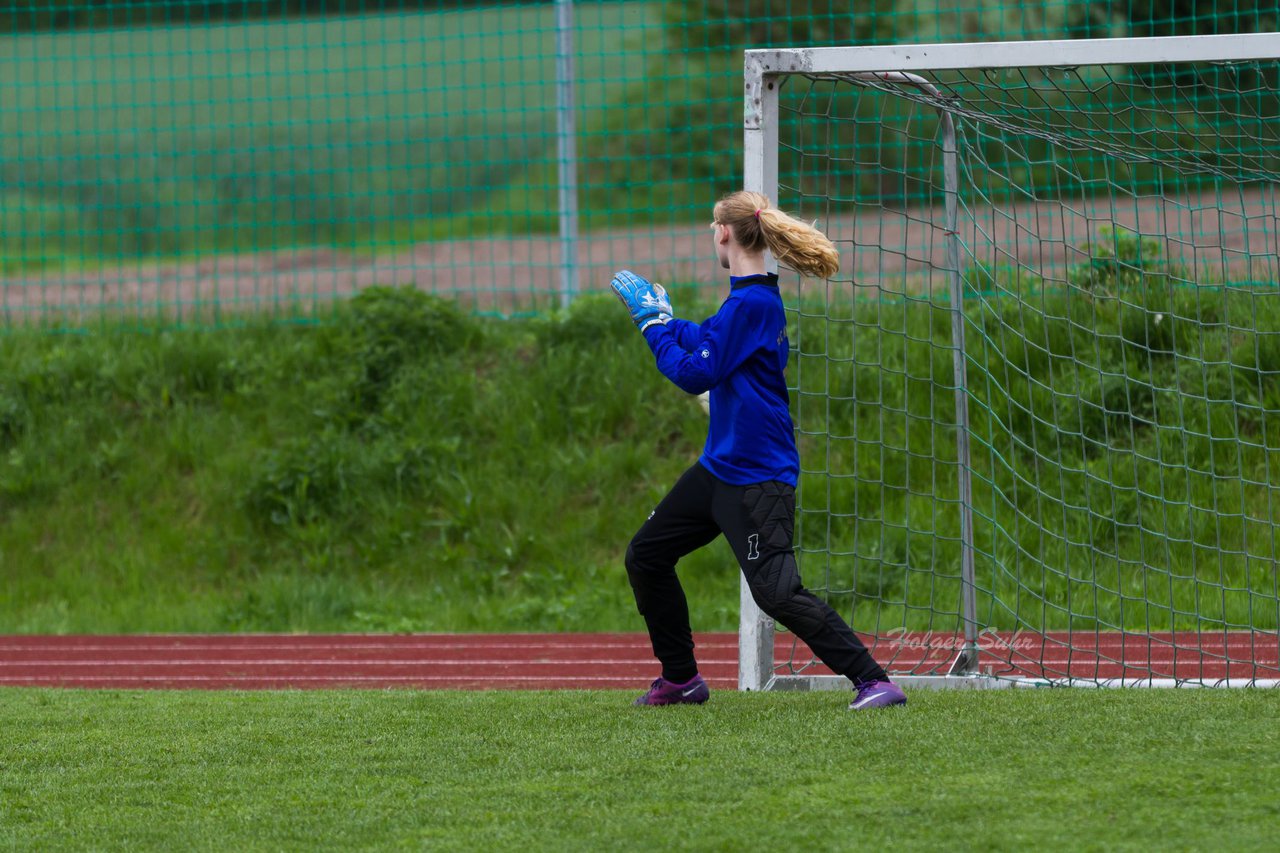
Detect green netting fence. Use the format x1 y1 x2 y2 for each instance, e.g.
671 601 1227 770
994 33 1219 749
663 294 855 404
0 1 1276 325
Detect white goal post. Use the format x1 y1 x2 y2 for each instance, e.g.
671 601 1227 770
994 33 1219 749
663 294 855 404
740 33 1280 691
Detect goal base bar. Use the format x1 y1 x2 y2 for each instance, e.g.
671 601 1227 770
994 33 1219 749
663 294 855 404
761 675 1280 691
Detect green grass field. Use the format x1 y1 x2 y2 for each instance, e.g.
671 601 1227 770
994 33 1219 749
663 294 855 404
0 3 662 266
2 687 1277 850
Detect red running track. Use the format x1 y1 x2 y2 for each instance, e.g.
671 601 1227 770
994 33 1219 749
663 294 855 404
1 631 1276 689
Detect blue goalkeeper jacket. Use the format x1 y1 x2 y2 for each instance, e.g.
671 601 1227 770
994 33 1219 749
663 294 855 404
641 272 798 486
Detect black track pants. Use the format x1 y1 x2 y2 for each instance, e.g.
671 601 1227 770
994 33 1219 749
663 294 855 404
624 462 888 686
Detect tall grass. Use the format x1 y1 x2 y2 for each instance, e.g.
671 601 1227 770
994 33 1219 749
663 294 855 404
0 286 738 633
2 279 1278 635
790 250 1280 635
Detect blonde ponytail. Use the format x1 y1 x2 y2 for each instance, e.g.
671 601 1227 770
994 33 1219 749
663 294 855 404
712 190 840 279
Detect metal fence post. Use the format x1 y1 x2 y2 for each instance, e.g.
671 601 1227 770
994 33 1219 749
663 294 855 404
555 0 579 309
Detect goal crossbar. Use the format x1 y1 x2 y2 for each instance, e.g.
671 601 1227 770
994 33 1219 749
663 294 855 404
744 32 1280 77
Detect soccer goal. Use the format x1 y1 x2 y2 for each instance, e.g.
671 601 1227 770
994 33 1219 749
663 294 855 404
740 33 1280 690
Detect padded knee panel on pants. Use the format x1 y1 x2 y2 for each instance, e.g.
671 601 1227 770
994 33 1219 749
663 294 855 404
742 482 795 551
745 552 828 637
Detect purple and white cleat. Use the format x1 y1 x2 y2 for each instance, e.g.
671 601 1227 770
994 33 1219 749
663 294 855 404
633 674 710 706
848 680 907 710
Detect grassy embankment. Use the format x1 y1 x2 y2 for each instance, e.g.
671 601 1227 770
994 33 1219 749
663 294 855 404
3 274 1278 635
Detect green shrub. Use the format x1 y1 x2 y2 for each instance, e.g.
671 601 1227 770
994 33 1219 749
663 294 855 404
242 431 360 529
533 293 632 351
320 286 481 415
0 385 28 447
1067 225 1170 292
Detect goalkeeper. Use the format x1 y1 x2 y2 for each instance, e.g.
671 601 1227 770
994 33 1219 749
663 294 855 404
611 190 905 710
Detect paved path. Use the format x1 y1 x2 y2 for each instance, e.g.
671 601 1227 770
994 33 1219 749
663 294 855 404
6 187 1276 321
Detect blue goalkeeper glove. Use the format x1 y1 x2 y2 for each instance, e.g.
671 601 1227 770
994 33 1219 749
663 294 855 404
610 269 673 332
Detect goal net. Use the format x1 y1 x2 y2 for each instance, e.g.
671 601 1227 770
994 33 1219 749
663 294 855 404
740 34 1280 689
